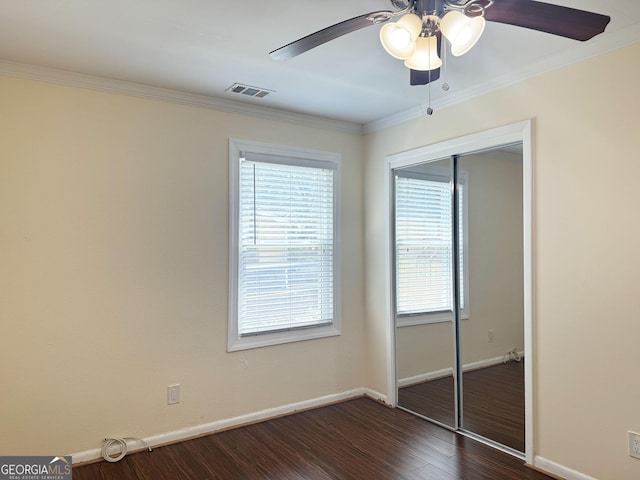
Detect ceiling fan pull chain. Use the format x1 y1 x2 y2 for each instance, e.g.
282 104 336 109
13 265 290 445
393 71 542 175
442 38 450 91
428 41 432 113
426 82 434 115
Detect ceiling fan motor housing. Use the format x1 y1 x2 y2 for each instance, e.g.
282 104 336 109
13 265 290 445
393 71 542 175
414 0 446 16
413 0 486 17
444 0 479 6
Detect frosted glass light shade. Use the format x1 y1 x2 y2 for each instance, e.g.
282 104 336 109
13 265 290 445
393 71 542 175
404 36 442 71
379 13 423 60
440 10 485 56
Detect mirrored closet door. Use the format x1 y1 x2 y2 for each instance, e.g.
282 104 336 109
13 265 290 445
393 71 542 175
392 141 526 456
456 145 525 454
394 157 457 428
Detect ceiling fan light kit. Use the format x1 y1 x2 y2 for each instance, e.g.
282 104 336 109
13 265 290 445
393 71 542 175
440 10 486 56
381 3 489 71
380 12 423 59
404 35 443 70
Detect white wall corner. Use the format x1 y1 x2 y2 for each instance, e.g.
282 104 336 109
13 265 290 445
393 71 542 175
362 388 389 405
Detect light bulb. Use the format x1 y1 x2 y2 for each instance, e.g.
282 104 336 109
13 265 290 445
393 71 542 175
404 36 442 71
440 10 485 56
456 26 473 47
379 13 422 60
390 28 412 49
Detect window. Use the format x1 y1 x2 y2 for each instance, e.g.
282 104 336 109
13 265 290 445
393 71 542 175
228 139 341 351
394 167 468 326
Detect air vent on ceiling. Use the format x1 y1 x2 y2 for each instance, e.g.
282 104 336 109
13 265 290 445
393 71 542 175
226 83 274 98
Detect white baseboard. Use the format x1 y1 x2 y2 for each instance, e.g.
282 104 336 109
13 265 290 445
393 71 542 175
534 456 599 480
398 367 453 387
362 387 389 405
72 388 600 480
464 350 525 372
70 387 385 464
398 351 525 388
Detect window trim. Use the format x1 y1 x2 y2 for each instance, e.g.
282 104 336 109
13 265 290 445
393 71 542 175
393 165 470 328
228 138 342 352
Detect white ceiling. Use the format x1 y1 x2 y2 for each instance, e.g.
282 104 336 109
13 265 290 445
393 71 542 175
0 0 638 127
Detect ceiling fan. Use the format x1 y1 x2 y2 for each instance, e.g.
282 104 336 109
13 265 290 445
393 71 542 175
269 0 610 87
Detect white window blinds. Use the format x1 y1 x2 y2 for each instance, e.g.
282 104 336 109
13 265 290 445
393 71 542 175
395 172 466 316
238 156 335 336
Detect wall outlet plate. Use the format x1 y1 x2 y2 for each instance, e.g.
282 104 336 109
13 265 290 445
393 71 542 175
487 329 496 343
168 384 180 405
629 431 640 459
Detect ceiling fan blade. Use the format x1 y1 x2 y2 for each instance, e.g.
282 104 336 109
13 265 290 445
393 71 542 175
484 0 610 41
269 10 394 61
410 68 441 85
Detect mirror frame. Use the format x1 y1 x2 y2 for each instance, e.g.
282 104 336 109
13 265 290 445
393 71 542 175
384 120 533 464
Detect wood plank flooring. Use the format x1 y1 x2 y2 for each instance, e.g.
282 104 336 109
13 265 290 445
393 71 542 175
398 375 456 427
462 361 525 452
398 361 525 452
73 396 551 480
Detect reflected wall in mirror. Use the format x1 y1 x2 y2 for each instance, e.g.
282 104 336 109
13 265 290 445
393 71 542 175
458 145 525 453
394 157 457 428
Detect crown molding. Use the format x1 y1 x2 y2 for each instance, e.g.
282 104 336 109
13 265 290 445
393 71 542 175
364 23 640 134
1 22 637 137
0 60 364 136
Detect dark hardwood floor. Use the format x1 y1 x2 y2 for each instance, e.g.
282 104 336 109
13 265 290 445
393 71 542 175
462 361 525 452
398 361 525 452
74 396 551 480
398 374 456 427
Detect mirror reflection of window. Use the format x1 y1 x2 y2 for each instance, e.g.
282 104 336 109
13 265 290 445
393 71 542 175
394 167 468 327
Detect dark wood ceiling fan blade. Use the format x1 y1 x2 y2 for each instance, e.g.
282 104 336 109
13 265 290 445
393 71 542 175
269 10 394 61
484 0 610 41
410 68 441 85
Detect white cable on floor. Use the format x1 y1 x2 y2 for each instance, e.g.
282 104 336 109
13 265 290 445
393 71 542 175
101 437 153 462
503 348 523 364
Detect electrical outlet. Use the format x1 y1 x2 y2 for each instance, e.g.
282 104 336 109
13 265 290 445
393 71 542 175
629 431 640 459
487 329 496 343
168 384 180 405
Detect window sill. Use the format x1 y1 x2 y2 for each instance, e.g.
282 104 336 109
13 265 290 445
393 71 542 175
227 323 341 352
396 311 470 328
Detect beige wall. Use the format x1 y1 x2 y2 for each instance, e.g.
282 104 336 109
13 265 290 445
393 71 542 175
0 76 365 455
365 43 640 479
396 322 455 380
2 42 640 480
